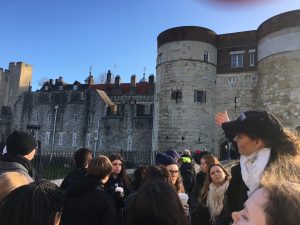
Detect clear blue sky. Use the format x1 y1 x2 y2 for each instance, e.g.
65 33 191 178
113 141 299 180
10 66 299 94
1 0 300 91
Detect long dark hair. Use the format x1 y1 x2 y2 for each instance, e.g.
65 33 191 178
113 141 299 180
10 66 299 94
0 180 64 225
132 166 148 191
143 165 172 185
126 181 188 225
109 153 132 191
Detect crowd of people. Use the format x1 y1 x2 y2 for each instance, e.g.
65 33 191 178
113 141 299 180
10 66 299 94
0 110 300 225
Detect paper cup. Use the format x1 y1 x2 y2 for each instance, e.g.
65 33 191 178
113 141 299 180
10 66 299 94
115 186 124 193
178 193 189 205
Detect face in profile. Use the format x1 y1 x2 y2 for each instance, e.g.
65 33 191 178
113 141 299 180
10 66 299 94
200 158 208 173
209 165 226 186
232 188 267 225
111 159 122 174
234 133 261 156
166 164 179 184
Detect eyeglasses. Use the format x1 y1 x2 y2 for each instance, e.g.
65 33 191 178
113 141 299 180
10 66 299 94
168 170 179 174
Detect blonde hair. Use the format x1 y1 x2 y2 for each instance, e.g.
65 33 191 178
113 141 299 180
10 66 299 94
0 172 31 202
259 146 300 225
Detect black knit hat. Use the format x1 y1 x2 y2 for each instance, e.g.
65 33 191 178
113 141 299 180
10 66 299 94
222 111 285 141
6 131 37 156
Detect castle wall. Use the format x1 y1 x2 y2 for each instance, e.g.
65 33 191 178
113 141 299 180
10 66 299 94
12 90 153 153
215 71 258 155
154 38 217 153
0 69 10 109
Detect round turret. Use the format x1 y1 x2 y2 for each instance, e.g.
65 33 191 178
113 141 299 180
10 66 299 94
256 10 300 128
153 26 218 152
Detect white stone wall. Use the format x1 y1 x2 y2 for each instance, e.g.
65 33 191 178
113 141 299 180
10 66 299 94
153 40 217 153
257 50 300 129
157 41 217 65
258 27 300 61
257 25 300 130
214 71 258 155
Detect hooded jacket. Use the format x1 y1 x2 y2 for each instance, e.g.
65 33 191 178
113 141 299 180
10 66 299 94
62 175 118 225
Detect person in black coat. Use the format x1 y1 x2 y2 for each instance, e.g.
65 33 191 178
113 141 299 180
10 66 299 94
215 110 300 225
105 154 132 225
62 155 118 225
60 148 92 190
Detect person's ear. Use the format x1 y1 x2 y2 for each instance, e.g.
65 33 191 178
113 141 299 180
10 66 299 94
24 149 36 161
231 211 241 222
255 139 266 149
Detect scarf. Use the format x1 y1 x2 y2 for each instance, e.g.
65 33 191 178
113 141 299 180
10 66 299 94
1 153 35 178
206 180 229 223
240 148 270 197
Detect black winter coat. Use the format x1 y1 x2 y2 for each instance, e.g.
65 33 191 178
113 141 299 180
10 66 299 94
62 175 118 225
190 202 211 225
60 167 88 191
189 171 206 212
105 176 130 210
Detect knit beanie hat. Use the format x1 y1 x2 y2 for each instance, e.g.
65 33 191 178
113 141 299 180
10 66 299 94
155 152 177 166
165 150 180 161
6 131 37 156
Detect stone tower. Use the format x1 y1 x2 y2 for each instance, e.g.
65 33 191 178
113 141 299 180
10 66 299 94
256 10 300 129
0 62 32 109
0 62 32 142
153 26 218 152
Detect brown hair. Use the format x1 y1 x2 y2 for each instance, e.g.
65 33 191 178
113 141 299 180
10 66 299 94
126 181 188 225
262 182 300 225
174 174 185 194
132 166 148 191
243 129 300 164
259 147 300 225
74 148 93 168
268 129 300 162
201 155 220 170
143 165 171 185
0 172 31 202
191 155 220 200
87 155 112 179
200 164 230 202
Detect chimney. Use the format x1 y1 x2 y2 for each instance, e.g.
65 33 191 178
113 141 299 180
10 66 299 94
130 74 136 94
115 75 121 86
49 79 53 85
131 74 136 87
149 74 155 95
58 76 63 82
106 70 112 84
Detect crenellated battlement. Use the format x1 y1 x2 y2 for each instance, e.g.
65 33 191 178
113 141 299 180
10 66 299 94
0 62 33 110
